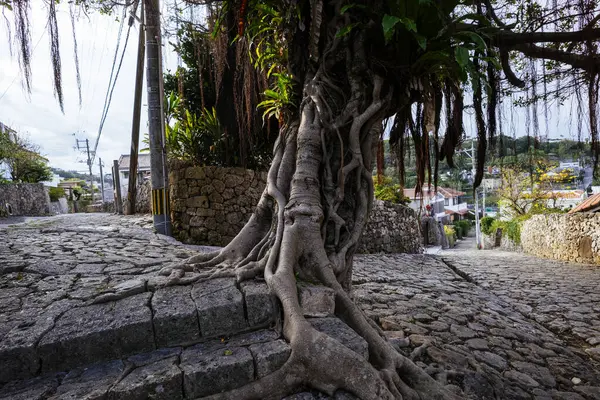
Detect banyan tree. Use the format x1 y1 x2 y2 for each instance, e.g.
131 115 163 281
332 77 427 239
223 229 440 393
3 0 600 398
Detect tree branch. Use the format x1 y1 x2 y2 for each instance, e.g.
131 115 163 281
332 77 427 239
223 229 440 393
511 43 600 73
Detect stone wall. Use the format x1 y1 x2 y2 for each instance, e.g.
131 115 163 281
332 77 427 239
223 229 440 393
0 183 50 216
169 162 267 246
357 200 423 254
121 180 151 214
521 213 600 264
49 198 68 215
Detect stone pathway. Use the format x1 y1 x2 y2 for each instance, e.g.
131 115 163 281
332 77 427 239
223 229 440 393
0 214 599 399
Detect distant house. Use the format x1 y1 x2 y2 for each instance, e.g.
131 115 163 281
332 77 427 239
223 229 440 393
546 190 585 210
403 187 468 222
569 192 600 213
117 154 151 195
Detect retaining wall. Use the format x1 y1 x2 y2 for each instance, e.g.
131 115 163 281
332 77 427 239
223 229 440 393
168 163 267 246
0 183 50 216
357 200 423 254
521 213 600 264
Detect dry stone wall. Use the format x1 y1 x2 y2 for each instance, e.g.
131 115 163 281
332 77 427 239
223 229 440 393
520 213 600 264
0 183 50 217
169 162 267 246
357 200 423 254
169 163 422 253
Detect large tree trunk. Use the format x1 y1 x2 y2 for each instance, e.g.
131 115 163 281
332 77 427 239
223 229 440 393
161 7 458 399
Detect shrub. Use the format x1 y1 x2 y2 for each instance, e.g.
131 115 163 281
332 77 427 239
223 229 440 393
48 187 65 202
480 216 495 235
373 177 410 205
455 220 471 236
444 225 456 247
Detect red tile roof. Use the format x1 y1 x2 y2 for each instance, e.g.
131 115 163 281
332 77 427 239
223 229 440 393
569 193 600 213
403 187 465 200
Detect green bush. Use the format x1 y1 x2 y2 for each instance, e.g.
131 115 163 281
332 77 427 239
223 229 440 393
480 216 495 235
48 187 65 202
455 220 471 236
444 225 456 247
373 177 410 205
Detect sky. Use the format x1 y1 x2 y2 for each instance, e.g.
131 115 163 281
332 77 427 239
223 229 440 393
0 3 594 178
0 2 178 177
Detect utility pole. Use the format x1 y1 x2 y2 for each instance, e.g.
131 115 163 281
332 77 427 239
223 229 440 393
144 0 171 235
463 140 481 249
113 160 123 214
76 137 95 203
99 158 105 204
126 0 145 215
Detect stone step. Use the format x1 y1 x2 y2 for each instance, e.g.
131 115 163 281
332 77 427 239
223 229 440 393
0 318 368 400
0 277 278 383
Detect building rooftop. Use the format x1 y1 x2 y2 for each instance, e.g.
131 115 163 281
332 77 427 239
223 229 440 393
569 193 600 213
404 187 466 200
118 154 151 171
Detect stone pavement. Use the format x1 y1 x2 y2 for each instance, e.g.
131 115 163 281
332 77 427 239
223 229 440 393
0 214 599 399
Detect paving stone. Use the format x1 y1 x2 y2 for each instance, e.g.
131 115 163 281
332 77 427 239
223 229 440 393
473 351 508 370
450 323 477 339
426 346 469 368
180 344 254 398
249 339 292 378
51 360 124 400
298 283 336 317
107 356 182 400
504 369 540 389
152 286 200 347
38 293 155 373
511 361 556 388
191 278 247 337
309 317 369 360
241 280 277 327
466 338 489 350
24 260 72 276
0 376 59 400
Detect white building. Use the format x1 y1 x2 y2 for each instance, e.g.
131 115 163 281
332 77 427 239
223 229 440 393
117 154 151 195
404 187 468 222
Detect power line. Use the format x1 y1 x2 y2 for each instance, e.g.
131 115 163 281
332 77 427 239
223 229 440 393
90 4 136 166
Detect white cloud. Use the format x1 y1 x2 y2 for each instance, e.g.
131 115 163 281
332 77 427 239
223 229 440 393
0 2 178 175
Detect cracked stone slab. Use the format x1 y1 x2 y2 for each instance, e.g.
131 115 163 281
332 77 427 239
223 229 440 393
50 360 124 400
180 343 254 398
0 299 79 383
152 285 200 347
38 293 154 373
107 356 182 400
0 375 59 400
249 339 291 378
241 280 278 327
309 317 369 360
191 278 247 337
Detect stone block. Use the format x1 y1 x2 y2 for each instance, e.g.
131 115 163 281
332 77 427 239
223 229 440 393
213 180 225 193
0 376 59 400
107 357 182 400
185 166 205 180
309 317 368 359
38 293 155 373
298 283 335 317
181 345 254 398
249 339 291 378
186 196 208 209
192 278 247 337
241 280 277 327
24 260 72 276
52 360 124 400
152 286 200 347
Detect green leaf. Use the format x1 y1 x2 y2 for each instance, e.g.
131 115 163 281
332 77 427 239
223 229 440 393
224 349 233 356
382 14 402 42
336 22 359 38
455 31 487 51
454 46 470 68
341 4 366 14
414 34 427 50
399 17 417 33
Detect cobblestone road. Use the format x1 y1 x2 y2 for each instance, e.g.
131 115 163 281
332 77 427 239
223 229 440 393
0 215 599 399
